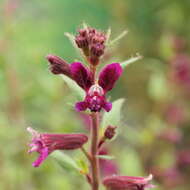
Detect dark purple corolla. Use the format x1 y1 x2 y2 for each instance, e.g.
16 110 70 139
46 55 123 112
71 62 123 112
103 174 154 190
27 127 88 167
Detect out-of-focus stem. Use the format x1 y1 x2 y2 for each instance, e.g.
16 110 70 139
81 147 92 162
90 112 99 190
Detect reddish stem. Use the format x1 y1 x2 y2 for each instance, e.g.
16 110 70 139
90 112 100 190
90 65 96 83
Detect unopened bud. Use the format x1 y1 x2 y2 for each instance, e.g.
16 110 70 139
103 174 154 190
74 26 106 66
104 126 117 140
46 55 71 77
75 35 89 49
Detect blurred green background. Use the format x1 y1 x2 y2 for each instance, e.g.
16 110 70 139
1 0 190 189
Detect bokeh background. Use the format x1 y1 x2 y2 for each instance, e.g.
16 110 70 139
0 0 190 189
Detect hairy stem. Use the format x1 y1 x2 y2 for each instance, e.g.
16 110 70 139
90 112 99 190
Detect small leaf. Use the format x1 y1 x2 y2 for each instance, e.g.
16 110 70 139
61 75 85 100
97 155 115 160
82 22 88 29
101 98 125 129
64 32 86 63
109 30 128 46
77 159 89 174
51 151 80 172
105 27 111 45
121 54 142 69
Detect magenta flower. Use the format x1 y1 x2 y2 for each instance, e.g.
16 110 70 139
72 62 123 112
27 127 88 167
103 174 154 190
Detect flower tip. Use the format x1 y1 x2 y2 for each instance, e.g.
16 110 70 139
27 127 34 133
146 174 153 181
32 162 39 168
46 54 54 61
27 127 39 137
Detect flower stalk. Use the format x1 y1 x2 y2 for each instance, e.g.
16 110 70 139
90 112 100 190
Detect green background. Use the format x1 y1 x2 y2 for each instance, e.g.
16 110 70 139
0 0 190 189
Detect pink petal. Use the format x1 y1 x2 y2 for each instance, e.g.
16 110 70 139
98 63 123 92
32 147 49 167
103 101 112 112
70 62 93 90
75 101 88 112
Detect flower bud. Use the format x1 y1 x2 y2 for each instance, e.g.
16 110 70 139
46 54 71 77
103 174 154 190
104 126 117 140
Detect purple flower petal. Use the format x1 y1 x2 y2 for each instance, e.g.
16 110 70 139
98 63 123 92
70 62 93 90
32 147 49 167
75 101 88 112
103 101 112 112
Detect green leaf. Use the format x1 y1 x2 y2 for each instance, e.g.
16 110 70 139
105 27 111 45
101 98 125 129
51 151 80 172
108 30 128 46
77 159 89 174
61 75 85 100
121 54 142 69
96 155 115 160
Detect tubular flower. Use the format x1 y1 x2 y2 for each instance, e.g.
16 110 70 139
27 127 88 167
103 174 154 190
72 62 123 112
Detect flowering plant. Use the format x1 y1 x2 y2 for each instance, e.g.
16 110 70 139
27 24 153 190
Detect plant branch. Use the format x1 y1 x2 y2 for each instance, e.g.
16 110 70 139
81 147 92 162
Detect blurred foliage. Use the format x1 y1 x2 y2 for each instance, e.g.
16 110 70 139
0 0 190 189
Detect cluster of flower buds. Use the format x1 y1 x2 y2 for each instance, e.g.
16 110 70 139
75 27 106 66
